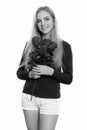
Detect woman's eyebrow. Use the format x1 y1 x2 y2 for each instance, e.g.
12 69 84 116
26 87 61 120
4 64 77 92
44 16 50 19
37 16 50 20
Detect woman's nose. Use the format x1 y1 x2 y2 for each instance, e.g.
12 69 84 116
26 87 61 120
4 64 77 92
41 20 45 26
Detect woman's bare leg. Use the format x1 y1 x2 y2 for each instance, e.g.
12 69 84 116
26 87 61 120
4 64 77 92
23 110 38 130
39 114 58 130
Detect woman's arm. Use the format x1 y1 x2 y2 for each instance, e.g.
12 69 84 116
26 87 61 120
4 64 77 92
52 68 73 84
16 65 29 80
16 65 41 80
52 41 73 84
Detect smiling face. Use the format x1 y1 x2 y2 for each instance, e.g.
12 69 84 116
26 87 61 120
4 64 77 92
36 10 54 35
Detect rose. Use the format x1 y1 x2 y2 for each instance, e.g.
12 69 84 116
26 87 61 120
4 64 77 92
28 37 57 70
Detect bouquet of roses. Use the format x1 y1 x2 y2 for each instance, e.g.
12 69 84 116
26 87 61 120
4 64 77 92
28 36 57 70
27 36 57 100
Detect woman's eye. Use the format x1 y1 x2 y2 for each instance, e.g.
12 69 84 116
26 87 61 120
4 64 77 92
37 20 40 23
45 18 50 21
37 20 41 23
36 18 50 23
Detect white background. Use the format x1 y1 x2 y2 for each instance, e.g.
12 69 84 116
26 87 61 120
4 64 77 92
0 0 87 130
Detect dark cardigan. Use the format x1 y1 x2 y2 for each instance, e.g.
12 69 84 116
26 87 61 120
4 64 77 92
16 40 73 99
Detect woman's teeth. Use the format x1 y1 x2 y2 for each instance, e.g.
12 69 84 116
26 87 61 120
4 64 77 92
42 26 48 30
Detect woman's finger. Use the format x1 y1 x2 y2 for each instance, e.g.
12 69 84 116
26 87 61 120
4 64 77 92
34 71 41 75
33 66 40 70
32 68 40 73
36 65 43 67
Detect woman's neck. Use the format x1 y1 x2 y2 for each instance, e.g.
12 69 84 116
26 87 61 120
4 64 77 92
42 33 51 40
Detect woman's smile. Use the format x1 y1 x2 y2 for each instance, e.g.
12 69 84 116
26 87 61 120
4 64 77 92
41 25 49 31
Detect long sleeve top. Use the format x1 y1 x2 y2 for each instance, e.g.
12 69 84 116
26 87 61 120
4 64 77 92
16 40 73 99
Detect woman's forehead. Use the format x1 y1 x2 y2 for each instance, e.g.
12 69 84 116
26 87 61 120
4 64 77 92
36 10 52 19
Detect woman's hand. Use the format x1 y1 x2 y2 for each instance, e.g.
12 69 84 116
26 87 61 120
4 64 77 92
32 65 54 76
29 71 41 79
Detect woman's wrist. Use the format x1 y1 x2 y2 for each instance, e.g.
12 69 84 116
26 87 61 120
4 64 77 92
49 68 54 76
29 71 34 78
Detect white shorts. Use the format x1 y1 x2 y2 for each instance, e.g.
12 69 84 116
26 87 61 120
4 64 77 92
21 93 60 115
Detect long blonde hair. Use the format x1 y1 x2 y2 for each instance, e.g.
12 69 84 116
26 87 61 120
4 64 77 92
19 6 64 70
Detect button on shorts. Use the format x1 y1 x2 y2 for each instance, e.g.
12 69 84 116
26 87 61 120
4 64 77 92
21 92 60 115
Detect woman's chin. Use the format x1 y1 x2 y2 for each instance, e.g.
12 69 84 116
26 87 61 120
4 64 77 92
41 30 50 35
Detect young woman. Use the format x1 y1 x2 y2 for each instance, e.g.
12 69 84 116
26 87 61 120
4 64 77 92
16 6 73 130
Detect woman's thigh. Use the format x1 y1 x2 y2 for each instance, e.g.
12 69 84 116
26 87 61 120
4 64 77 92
23 110 39 130
39 114 58 130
